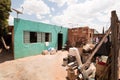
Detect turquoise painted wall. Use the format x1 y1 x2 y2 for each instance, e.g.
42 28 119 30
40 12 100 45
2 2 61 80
14 18 68 59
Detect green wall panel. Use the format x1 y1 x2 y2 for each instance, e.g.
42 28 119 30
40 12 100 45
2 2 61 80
14 18 68 59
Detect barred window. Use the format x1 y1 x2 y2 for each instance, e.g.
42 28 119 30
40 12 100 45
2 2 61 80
24 31 52 43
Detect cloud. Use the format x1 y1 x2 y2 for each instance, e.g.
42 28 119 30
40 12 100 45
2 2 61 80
49 14 52 17
51 0 119 33
48 0 78 7
66 0 78 6
21 0 50 19
13 0 120 33
48 0 67 7
8 15 14 25
51 8 55 12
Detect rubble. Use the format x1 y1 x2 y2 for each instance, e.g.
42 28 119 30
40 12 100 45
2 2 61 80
62 27 112 79
42 48 57 55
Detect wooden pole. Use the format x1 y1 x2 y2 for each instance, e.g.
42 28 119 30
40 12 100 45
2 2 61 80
84 27 111 66
111 10 119 80
118 22 120 79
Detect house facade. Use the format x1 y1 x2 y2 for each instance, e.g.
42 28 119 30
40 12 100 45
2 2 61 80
14 18 68 59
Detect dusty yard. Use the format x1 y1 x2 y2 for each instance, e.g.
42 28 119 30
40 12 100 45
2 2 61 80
0 51 68 80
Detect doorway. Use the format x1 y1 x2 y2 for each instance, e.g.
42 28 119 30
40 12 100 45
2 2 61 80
58 33 63 50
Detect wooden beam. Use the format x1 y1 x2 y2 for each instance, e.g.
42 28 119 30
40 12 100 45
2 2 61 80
84 27 111 67
111 10 119 80
118 22 120 79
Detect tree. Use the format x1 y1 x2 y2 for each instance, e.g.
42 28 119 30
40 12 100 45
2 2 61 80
0 0 11 50
0 0 11 37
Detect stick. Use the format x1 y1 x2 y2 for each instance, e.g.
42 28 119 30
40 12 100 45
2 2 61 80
84 27 111 67
1 37 10 50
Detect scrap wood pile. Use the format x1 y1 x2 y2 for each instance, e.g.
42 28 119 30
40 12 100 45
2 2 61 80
62 27 111 80
62 10 120 80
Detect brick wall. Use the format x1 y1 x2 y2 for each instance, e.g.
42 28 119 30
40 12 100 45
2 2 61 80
68 27 94 47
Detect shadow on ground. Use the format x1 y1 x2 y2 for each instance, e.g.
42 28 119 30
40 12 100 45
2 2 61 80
0 49 14 63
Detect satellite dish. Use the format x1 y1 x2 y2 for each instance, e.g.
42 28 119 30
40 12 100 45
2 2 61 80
12 7 23 18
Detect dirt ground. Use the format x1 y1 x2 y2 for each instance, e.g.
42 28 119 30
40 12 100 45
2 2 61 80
0 51 68 80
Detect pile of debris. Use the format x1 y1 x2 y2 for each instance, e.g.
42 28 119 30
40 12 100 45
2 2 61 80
62 47 109 80
62 10 120 80
42 47 57 55
62 28 111 80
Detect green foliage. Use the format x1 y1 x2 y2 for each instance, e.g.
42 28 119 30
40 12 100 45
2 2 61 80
0 0 11 36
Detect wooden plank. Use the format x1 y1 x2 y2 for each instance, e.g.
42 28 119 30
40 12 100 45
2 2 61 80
118 48 120 79
84 27 111 66
118 22 120 79
111 10 119 80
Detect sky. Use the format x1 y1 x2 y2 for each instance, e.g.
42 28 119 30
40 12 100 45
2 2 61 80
9 0 120 33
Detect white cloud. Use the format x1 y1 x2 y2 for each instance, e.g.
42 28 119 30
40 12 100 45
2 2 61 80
36 14 45 19
48 0 67 7
66 0 78 6
49 14 52 17
13 0 120 33
51 0 120 33
8 15 14 25
21 0 50 20
51 7 55 12
48 0 78 7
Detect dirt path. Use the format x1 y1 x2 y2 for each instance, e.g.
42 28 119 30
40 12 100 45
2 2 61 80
0 51 68 80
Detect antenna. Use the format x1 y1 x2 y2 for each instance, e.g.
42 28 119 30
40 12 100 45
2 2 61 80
12 7 23 18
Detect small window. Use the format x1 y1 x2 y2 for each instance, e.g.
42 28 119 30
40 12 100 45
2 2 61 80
45 33 49 42
42 33 51 42
47 33 52 42
90 33 91 37
30 32 37 43
24 31 52 43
